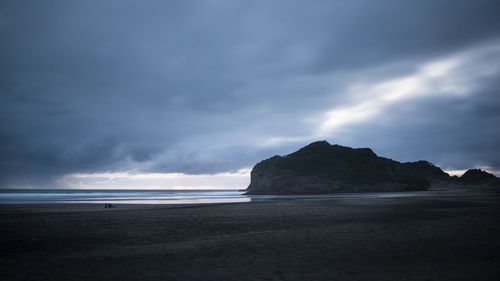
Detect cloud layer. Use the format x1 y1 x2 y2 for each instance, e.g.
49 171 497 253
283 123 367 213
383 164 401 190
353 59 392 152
1 0 500 188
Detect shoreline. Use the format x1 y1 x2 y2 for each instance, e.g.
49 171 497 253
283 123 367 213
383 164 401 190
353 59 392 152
1 187 498 213
2 186 496 206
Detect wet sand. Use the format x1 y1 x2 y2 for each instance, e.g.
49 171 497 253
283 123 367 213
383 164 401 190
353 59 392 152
1 188 499 280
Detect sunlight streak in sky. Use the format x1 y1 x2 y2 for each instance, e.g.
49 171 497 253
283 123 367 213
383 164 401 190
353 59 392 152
313 40 500 139
317 56 467 136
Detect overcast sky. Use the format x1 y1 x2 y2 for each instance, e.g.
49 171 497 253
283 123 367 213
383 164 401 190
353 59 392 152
1 0 500 189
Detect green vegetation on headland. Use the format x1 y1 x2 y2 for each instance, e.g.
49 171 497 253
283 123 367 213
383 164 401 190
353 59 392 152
245 141 499 195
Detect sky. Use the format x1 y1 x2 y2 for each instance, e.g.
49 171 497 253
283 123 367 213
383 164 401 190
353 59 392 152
1 0 500 189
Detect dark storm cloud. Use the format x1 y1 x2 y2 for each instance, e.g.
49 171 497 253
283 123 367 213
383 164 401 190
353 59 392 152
1 0 500 187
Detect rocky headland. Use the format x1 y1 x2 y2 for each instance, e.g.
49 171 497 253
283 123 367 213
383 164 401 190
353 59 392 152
245 141 499 195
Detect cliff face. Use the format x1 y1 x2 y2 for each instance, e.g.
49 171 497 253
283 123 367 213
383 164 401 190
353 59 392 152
245 141 450 195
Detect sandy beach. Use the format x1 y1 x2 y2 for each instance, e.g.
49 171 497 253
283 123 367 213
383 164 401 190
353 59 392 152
1 188 499 281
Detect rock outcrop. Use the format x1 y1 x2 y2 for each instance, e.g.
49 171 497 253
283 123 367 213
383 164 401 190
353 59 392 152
459 169 499 186
245 141 451 195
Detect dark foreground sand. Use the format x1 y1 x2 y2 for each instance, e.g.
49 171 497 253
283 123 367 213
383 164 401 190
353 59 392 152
1 189 500 281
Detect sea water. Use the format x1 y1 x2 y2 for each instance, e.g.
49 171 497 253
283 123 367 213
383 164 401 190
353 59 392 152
0 189 250 204
0 189 431 204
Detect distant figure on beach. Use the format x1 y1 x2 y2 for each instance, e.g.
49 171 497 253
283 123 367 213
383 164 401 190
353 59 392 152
104 203 114 208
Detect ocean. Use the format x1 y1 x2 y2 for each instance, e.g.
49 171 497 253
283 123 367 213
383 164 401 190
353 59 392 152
0 189 431 205
0 189 250 204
